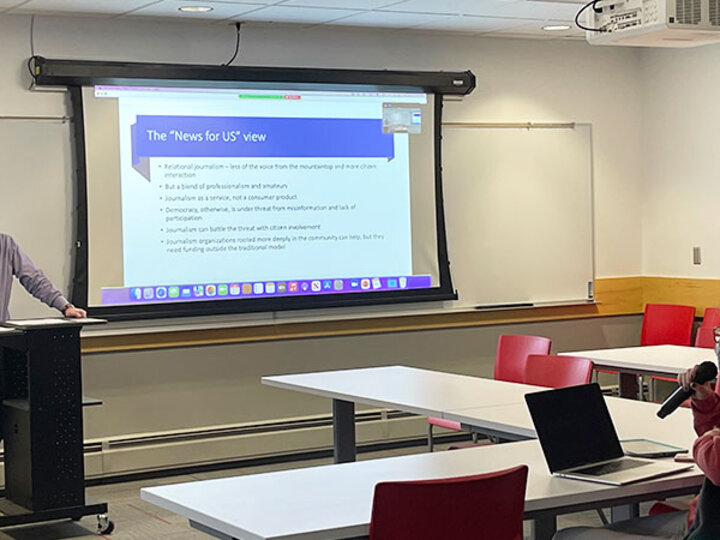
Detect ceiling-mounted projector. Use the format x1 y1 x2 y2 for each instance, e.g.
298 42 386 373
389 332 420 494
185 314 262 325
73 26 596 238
586 0 720 47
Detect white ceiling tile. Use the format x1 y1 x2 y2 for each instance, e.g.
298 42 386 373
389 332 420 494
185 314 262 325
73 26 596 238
374 0 463 15
333 9 454 29
0 0 590 39
281 0 403 8
10 0 162 15
126 0 263 19
411 14 515 33
380 0 521 17
493 0 582 19
0 0 30 10
204 0 283 5
232 5 363 23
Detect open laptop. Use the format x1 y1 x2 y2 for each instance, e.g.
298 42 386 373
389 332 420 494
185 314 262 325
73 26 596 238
525 383 693 485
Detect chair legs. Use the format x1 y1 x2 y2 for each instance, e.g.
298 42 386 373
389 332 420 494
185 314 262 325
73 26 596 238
593 370 620 397
428 423 478 452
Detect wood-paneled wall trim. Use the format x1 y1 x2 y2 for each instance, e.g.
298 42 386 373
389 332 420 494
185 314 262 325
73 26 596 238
642 277 720 315
82 276 719 353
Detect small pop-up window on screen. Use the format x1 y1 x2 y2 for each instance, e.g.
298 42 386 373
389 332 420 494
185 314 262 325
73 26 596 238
382 103 422 134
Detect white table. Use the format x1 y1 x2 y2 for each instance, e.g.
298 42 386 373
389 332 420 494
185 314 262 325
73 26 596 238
146 367 702 540
441 392 697 523
562 345 716 398
142 439 702 540
263 366 542 462
445 396 695 445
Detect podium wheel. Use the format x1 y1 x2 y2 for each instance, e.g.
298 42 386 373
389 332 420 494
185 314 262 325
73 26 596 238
96 514 115 535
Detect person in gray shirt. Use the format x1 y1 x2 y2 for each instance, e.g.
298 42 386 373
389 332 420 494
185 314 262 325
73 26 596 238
0 233 86 322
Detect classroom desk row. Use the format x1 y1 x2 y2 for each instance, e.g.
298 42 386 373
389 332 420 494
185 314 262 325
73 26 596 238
142 346 706 540
561 345 714 399
262 346 707 463
142 439 699 540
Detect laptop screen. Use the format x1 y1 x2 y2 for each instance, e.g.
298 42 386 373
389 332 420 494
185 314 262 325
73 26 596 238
525 383 624 473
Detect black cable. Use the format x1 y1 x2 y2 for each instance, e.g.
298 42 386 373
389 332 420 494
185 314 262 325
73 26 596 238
26 57 35 81
223 22 242 66
575 0 605 33
27 15 37 81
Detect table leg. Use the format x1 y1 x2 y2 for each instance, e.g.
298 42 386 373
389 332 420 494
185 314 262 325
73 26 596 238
333 399 356 463
611 503 639 522
618 373 639 399
190 519 238 539
530 515 557 540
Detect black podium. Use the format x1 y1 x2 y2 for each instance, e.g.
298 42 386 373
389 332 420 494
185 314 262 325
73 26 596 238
0 319 111 532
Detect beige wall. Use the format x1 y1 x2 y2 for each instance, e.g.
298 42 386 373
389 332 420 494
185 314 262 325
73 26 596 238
81 315 642 440
640 45 720 279
0 15 649 460
1 15 645 321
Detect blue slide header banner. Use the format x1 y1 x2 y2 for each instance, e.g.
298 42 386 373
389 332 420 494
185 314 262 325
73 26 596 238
131 115 394 177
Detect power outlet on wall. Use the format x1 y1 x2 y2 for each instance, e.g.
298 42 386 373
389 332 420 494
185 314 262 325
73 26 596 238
693 246 702 265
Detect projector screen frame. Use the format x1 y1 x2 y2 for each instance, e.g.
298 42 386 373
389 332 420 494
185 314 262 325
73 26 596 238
48 59 473 321
33 57 475 96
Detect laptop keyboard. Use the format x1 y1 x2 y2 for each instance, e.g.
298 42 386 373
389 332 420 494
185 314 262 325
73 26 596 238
572 458 649 476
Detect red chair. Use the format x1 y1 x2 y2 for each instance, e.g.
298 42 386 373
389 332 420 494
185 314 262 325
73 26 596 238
701 307 720 329
691 327 719 396
368 465 528 540
692 307 720 349
649 500 691 516
524 354 593 388
427 334 551 451
641 304 695 346
695 326 715 349
494 334 553 384
642 304 696 400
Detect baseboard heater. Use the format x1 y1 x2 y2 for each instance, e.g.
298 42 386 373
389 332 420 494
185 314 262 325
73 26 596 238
101 408 416 450
0 410 469 486
80 408 444 480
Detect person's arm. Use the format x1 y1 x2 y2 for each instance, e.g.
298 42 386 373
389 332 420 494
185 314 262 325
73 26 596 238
9 238 86 318
693 426 720 486
691 391 720 436
680 366 720 526
679 365 720 435
63 304 87 318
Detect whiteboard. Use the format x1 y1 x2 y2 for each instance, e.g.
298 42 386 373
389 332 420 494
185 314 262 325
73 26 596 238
441 124 594 308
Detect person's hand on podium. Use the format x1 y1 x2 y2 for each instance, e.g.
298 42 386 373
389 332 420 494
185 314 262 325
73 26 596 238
62 304 87 319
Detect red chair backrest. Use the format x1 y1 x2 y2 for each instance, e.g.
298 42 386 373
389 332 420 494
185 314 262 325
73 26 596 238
369 465 528 540
640 304 695 346
524 354 594 388
701 307 720 329
494 334 552 384
695 326 716 349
